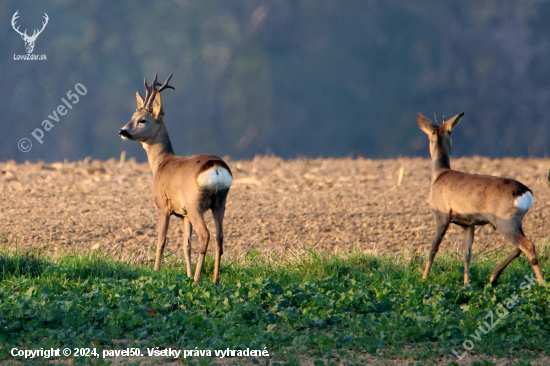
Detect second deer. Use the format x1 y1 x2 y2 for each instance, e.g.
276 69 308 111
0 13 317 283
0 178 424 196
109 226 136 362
119 73 232 284
417 112 544 286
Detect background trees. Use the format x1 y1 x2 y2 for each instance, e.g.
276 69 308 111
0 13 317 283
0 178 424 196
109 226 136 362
2 0 550 161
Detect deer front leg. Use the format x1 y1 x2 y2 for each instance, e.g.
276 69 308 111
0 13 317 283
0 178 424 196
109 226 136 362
422 214 449 280
154 212 170 271
462 225 475 285
182 216 193 278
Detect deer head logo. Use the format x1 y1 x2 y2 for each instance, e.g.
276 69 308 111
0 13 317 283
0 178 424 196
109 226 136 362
11 11 49 54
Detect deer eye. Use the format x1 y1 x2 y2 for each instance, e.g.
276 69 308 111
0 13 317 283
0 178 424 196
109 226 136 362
138 119 146 124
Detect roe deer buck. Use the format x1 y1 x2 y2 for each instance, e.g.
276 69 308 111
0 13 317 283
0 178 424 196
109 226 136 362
417 112 545 286
119 73 232 284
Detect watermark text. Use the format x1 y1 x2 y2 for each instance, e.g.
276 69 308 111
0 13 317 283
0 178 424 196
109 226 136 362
18 83 87 152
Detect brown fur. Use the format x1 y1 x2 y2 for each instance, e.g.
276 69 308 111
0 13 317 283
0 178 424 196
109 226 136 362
417 112 544 286
119 74 232 284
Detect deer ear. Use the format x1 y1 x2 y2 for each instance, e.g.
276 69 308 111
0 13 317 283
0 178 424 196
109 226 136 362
417 113 435 135
442 112 464 133
136 92 144 108
152 93 164 119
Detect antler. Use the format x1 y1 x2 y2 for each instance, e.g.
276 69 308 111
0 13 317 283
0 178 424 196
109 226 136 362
11 11 28 38
142 73 175 111
29 13 48 40
11 12 48 40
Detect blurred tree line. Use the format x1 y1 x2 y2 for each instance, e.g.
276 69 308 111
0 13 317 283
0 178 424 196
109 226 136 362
1 0 550 162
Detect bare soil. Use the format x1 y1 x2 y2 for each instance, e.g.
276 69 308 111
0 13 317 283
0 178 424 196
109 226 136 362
1 156 550 261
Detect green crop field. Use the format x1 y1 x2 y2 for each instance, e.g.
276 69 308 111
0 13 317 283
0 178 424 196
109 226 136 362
1 243 549 365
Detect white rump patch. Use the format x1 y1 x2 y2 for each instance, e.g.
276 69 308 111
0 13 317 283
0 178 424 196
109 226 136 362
514 191 534 211
197 167 232 191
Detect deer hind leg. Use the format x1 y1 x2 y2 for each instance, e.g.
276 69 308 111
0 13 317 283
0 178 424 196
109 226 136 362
517 235 544 285
490 247 521 286
182 216 193 278
462 225 475 285
422 214 450 280
493 221 544 286
154 212 170 271
211 206 226 285
188 210 210 284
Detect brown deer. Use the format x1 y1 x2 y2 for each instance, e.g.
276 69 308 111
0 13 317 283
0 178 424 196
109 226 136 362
119 74 232 284
417 112 545 286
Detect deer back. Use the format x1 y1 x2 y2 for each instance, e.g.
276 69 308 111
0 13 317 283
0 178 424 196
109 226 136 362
430 170 533 223
153 154 232 215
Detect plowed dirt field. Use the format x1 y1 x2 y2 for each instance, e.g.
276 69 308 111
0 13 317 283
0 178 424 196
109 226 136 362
2 156 550 261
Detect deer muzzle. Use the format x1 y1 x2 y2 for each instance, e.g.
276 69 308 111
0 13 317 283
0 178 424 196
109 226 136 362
119 129 132 140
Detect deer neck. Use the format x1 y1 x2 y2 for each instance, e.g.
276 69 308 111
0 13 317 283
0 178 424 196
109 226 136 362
431 147 451 182
141 122 175 175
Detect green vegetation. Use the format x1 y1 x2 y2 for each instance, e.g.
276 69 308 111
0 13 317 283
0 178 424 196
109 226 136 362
0 246 549 365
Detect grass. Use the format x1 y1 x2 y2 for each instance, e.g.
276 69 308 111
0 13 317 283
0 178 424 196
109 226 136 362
0 244 549 365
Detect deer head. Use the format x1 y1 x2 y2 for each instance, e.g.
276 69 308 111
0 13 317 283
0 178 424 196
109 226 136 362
119 73 175 142
12 11 49 54
417 112 464 160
